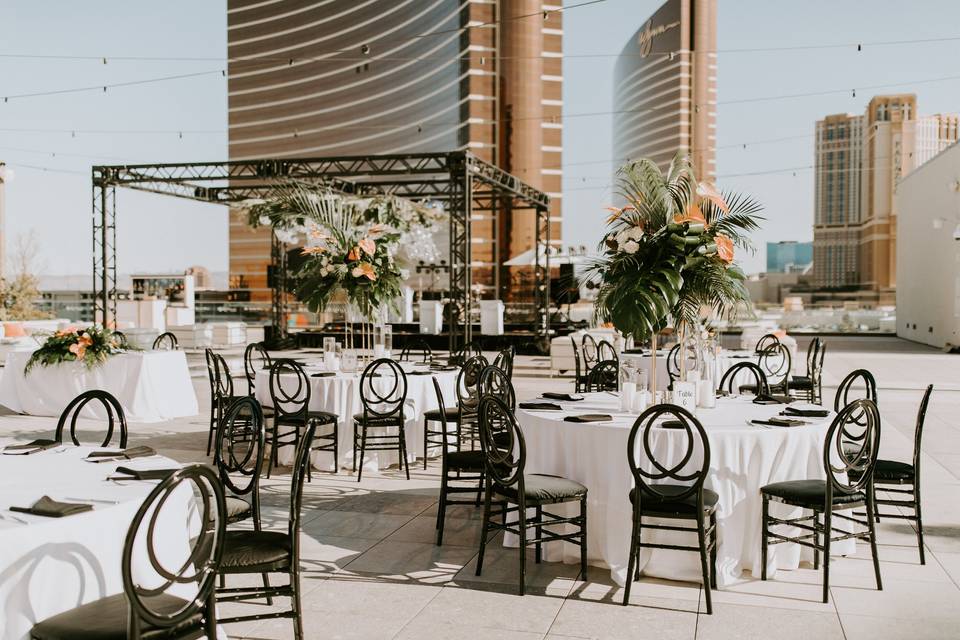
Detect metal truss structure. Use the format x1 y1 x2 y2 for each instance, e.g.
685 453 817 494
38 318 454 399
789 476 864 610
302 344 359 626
91 151 550 351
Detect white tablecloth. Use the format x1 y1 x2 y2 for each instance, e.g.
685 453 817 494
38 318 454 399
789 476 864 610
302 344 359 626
0 351 199 423
255 364 459 472
0 442 203 640
621 349 756 392
514 394 854 587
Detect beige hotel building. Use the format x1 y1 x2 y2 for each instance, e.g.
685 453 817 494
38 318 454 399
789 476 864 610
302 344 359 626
813 94 959 302
226 0 563 302
612 0 717 184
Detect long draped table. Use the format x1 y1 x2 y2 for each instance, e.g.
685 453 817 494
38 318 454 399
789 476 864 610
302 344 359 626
0 351 199 423
255 363 459 472
0 441 205 640
514 393 854 587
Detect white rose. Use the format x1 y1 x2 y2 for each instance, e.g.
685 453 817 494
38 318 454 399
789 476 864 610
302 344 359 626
622 239 640 254
258 215 271 226
626 226 644 241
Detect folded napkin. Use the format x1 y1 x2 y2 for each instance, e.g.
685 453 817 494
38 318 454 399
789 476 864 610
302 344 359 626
751 417 806 428
660 420 686 430
3 439 60 455
432 365 459 371
784 406 829 418
752 395 785 405
564 414 613 423
111 466 179 481
311 372 336 378
622 348 648 355
519 401 563 411
542 392 584 402
406 370 432 376
87 446 156 462
10 495 93 518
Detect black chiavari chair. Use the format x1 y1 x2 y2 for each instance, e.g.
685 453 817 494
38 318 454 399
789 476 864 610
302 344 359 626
151 331 178 350
55 389 128 448
581 333 599 372
754 332 781 354
205 348 242 456
353 358 409 481
585 359 619 392
492 346 516 380
423 354 487 468
761 398 883 603
791 338 826 404
597 339 618 363
718 361 770 397
755 342 792 395
243 341 272 396
31 464 226 640
399 338 433 364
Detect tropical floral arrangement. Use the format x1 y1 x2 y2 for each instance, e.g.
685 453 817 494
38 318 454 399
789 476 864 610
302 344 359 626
244 184 433 316
587 153 762 341
25 326 126 372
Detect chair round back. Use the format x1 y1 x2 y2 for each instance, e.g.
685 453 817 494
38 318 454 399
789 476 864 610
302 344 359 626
359 358 408 420
570 336 583 381
478 365 516 410
627 404 711 503
215 396 265 498
122 464 225 632
912 384 933 476
56 389 128 448
478 395 525 490
151 332 178 351
206 350 234 400
805 338 820 375
597 339 618 363
757 343 792 387
755 333 781 353
834 369 878 424
243 342 272 393
718 362 769 396
581 334 599 368
456 354 489 416
824 398 881 496
449 340 482 366
112 330 129 350
492 347 515 380
269 359 310 423
400 339 433 364
586 359 619 392
666 341 700 383
289 422 317 543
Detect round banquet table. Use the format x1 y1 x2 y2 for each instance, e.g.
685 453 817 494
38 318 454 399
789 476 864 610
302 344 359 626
255 362 459 472
0 351 199 423
620 348 764 392
513 393 854 587
0 440 209 640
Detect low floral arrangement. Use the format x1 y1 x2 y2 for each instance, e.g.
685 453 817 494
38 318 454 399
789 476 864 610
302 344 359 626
587 153 762 340
245 184 417 317
25 326 126 372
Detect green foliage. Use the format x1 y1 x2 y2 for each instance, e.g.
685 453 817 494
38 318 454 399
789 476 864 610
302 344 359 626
586 153 763 340
25 326 125 373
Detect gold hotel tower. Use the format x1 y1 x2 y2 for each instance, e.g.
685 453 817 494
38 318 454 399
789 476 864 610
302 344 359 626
226 0 563 302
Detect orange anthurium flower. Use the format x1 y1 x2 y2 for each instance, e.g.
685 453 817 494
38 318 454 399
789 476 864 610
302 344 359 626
674 201 706 224
358 262 377 281
716 234 735 263
301 246 325 255
605 205 635 224
697 181 729 213
69 343 87 359
358 237 376 257
347 247 360 261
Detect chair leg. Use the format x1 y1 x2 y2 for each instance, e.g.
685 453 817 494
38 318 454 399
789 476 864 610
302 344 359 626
810 510 819 570
357 425 367 482
761 496 769 581
206 401 216 456
333 422 339 474
436 473 448 546
535 505 543 564
476 482 493 576
697 513 712 615
709 511 718 590
580 496 588 581
423 420 429 470
351 421 358 473
266 423 278 479
518 499 527 596
261 573 273 606
914 488 926 565
399 422 410 480
290 566 304 640
822 508 832 604
865 496 883 591
623 505 639 606
634 513 642 581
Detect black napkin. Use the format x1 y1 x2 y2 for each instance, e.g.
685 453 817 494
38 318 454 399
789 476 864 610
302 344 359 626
87 446 156 461
406 370 432 376
660 420 686 430
10 495 93 518
752 394 785 405
752 417 806 428
563 414 613 423
311 372 336 378
622 348 648 355
542 392 584 402
112 466 179 481
784 406 829 418
432 365 459 371
3 439 59 455
519 401 563 411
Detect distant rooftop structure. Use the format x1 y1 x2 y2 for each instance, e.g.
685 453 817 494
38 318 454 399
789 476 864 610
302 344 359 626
766 240 813 273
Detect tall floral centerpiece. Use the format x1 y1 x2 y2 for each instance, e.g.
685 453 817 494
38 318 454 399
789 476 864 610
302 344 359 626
587 153 762 396
25 326 127 372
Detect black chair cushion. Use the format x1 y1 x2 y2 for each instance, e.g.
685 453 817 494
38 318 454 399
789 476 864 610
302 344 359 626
497 473 587 503
629 484 719 515
761 479 864 508
31 593 204 640
225 496 251 520
220 530 292 572
446 450 485 471
790 377 814 390
353 412 402 425
308 410 338 424
424 407 460 421
850 459 914 483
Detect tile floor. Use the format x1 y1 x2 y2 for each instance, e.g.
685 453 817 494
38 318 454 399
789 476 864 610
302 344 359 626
2 335 958 639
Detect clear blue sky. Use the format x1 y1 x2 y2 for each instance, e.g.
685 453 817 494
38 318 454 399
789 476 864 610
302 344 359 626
2 0 959 278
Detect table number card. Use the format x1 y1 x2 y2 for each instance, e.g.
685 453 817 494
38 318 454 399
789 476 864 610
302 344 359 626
671 381 697 413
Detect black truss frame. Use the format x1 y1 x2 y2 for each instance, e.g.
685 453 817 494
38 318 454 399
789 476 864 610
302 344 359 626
91 151 550 351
